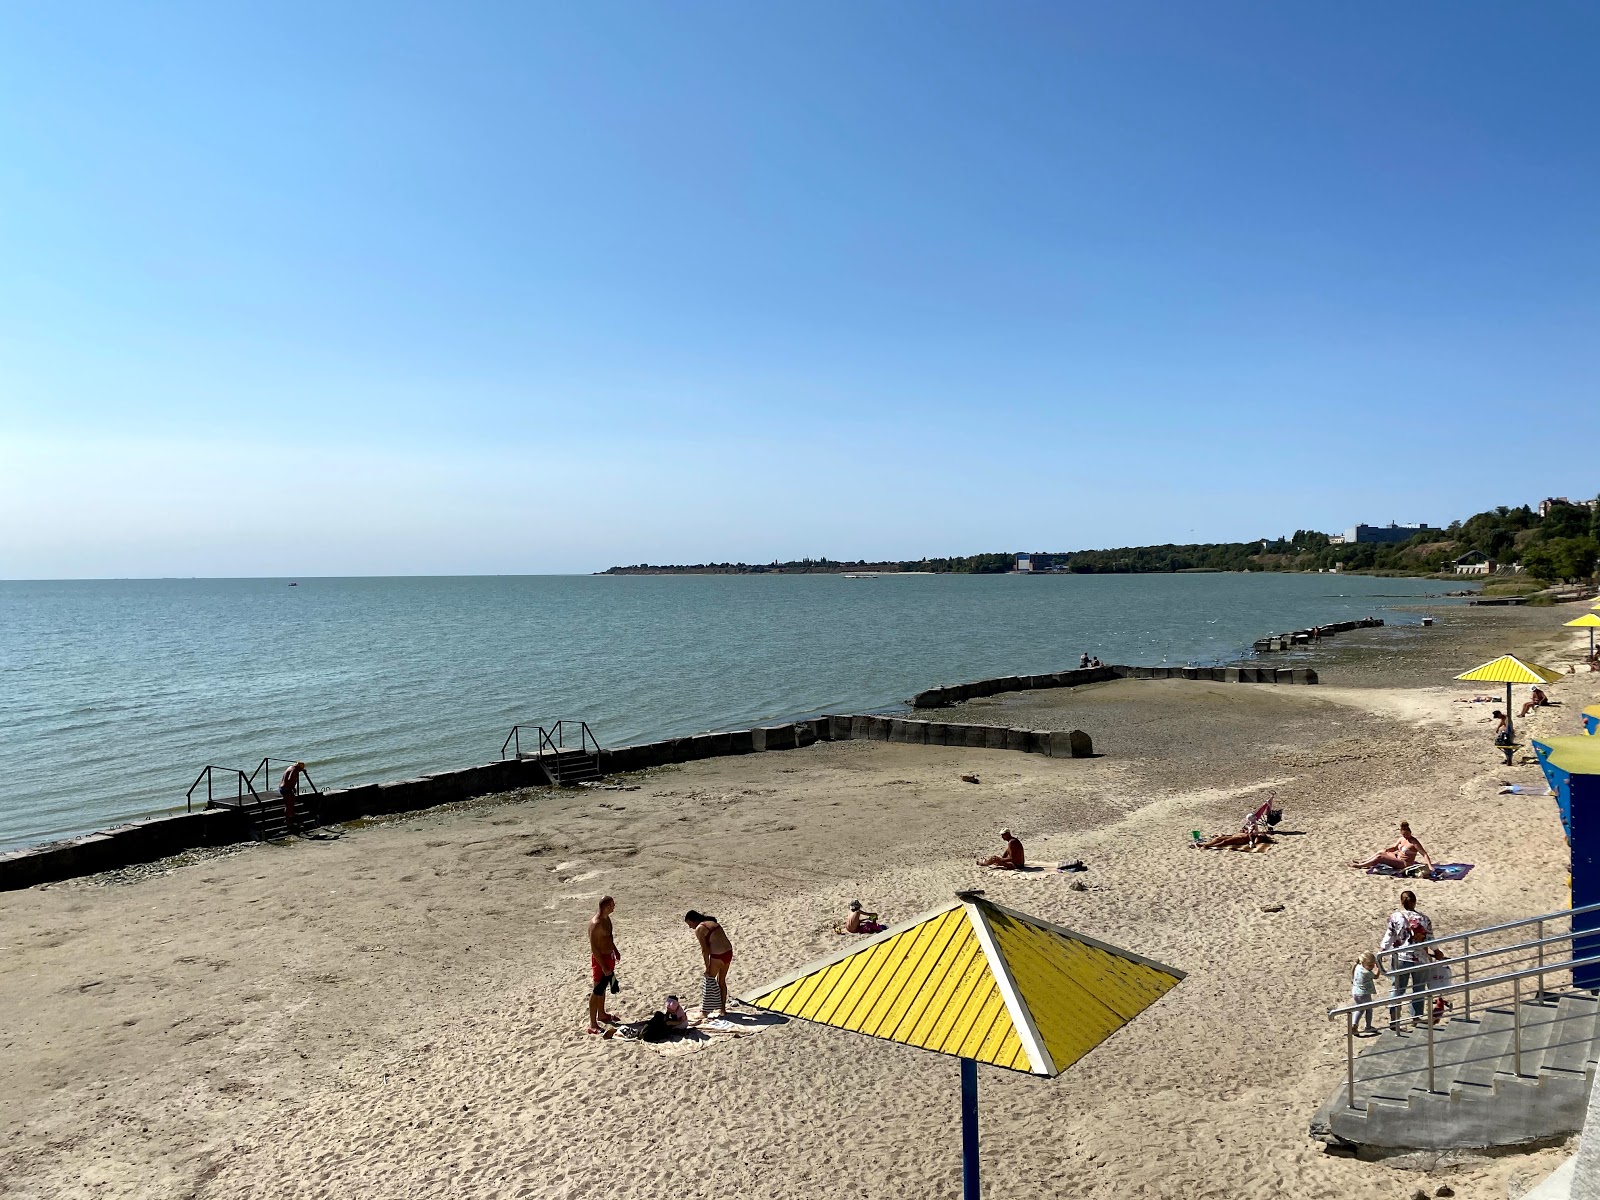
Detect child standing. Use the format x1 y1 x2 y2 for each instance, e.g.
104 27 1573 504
1351 952 1380 1031
1428 947 1453 1024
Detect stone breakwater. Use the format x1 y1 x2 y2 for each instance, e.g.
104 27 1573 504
910 662 1318 709
1252 616 1385 653
0 714 1092 892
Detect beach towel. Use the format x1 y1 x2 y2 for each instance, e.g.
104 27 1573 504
701 974 723 1014
617 1009 789 1058
1367 862 1473 881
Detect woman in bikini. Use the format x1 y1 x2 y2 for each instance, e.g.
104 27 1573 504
1350 821 1436 875
686 910 734 1018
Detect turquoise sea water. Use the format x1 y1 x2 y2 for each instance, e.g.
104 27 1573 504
0 573 1452 850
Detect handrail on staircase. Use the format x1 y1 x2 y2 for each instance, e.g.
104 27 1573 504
185 765 260 813
502 722 603 760
1327 946 1600 1111
246 757 321 799
1418 900 1600 954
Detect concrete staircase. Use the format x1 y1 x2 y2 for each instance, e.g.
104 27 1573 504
1311 991 1600 1151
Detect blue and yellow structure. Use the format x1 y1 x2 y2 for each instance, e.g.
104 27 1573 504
742 892 1184 1197
1534 736 1600 987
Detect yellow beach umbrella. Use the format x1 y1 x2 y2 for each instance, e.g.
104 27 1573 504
1566 613 1600 658
1456 654 1565 742
742 891 1183 1197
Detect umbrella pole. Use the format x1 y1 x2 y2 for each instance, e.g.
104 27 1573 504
961 1057 979 1200
1506 682 1514 741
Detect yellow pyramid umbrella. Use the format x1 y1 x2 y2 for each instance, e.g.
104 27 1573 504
1456 654 1565 744
1569 613 1600 659
742 891 1183 1197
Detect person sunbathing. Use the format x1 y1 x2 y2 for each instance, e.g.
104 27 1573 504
1518 687 1550 719
977 830 1025 869
1197 829 1271 851
1350 821 1435 874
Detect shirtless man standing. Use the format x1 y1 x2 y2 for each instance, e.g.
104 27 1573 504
686 911 734 1018
588 896 620 1034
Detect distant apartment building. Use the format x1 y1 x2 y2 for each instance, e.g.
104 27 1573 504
1539 497 1598 518
1335 522 1438 545
1016 554 1033 573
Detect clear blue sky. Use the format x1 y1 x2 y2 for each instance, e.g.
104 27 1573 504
2 2 1595 576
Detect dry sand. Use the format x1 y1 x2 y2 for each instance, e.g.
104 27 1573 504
4 602 1598 1199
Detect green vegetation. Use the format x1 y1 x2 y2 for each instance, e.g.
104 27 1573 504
604 497 1600 580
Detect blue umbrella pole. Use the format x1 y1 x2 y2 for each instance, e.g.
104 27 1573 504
961 1058 979 1200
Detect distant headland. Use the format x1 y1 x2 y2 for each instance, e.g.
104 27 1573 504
601 497 1600 582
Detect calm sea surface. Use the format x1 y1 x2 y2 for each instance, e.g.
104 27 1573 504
0 573 1453 850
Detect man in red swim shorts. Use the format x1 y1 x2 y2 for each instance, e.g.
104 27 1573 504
587 896 620 1033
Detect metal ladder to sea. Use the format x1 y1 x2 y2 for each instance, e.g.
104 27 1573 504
186 758 323 842
501 720 604 786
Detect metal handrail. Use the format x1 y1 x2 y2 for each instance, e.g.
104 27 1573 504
503 721 602 760
502 726 527 759
247 757 321 799
184 765 264 814
1329 950 1600 1021
1328 947 1600 1110
1417 900 1600 952
1378 929 1579 976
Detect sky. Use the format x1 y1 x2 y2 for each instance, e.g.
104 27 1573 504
1 1 1596 577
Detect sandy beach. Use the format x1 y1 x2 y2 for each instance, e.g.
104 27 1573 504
4 602 1597 1199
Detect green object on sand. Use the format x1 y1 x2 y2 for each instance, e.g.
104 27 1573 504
1191 830 1202 842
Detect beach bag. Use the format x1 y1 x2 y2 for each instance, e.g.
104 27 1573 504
640 1011 672 1043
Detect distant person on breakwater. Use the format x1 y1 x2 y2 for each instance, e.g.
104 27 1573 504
588 896 621 1034
978 830 1025 869
686 911 734 1017
1079 653 1090 669
278 761 307 828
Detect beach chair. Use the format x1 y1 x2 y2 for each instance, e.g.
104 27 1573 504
1242 794 1282 837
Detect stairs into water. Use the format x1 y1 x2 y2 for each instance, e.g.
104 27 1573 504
541 748 603 787
1312 991 1600 1151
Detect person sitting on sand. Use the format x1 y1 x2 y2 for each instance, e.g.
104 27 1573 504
686 910 734 1018
977 830 1025 869
663 995 689 1028
1349 821 1435 875
845 900 885 934
1518 687 1550 719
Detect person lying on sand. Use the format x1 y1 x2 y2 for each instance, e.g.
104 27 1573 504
1518 687 1551 719
977 830 1025 869
844 900 885 934
1349 821 1435 875
1454 694 1496 703
1196 829 1273 851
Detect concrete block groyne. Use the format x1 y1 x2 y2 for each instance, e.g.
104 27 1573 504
0 715 1092 892
911 662 1317 709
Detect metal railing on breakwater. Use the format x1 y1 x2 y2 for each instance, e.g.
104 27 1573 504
0 714 1094 892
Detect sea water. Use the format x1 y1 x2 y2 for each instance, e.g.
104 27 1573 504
0 572 1450 850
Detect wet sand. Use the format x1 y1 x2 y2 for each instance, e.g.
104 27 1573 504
2 599 1596 1199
